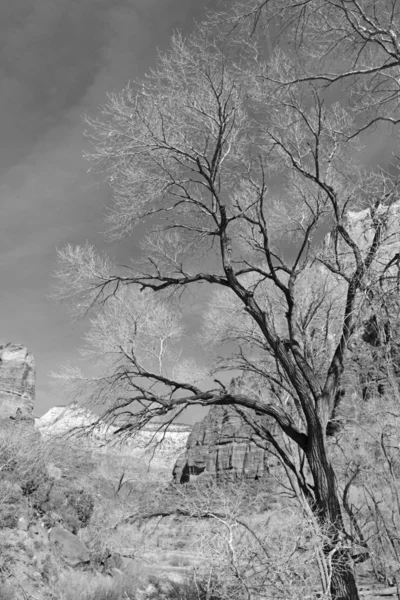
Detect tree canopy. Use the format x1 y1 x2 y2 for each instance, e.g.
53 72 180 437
53 2 400 598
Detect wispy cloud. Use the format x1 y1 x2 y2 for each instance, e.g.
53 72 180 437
0 0 214 415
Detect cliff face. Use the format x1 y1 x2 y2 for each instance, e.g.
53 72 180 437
36 405 192 472
0 344 35 425
173 405 273 484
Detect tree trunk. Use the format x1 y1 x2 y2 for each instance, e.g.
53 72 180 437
329 552 360 600
307 419 360 600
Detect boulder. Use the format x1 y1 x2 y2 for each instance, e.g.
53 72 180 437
0 343 35 425
173 405 274 484
49 525 90 566
17 515 29 532
46 462 62 480
2 481 23 504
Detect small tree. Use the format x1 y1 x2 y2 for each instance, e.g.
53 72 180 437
132 482 325 600
53 2 400 598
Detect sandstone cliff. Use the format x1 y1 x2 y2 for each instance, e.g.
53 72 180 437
173 405 274 484
36 405 192 472
0 343 35 425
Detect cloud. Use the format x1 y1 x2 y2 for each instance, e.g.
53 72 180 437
0 0 215 416
0 0 216 170
0 0 113 169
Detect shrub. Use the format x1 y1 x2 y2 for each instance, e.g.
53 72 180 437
65 488 94 528
0 425 96 533
37 483 95 533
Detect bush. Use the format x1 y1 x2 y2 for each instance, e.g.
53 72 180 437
65 488 94 528
33 483 95 533
0 427 56 520
0 425 96 533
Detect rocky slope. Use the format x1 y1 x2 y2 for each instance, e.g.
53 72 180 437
0 343 35 425
36 405 192 471
173 405 275 484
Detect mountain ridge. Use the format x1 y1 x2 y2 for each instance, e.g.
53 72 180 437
35 404 192 471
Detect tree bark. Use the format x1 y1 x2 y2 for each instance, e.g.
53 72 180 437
307 418 360 600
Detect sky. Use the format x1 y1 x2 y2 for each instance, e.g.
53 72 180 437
0 0 216 417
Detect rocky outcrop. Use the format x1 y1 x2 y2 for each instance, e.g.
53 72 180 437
173 405 274 484
0 344 35 425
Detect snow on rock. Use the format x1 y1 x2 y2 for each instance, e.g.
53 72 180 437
35 405 192 471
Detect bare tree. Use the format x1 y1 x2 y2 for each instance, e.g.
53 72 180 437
131 482 326 600
331 394 400 589
53 3 400 598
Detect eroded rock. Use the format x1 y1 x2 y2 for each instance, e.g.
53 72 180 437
173 405 274 484
0 343 35 425
36 404 191 471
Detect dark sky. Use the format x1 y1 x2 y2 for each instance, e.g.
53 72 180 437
0 0 215 416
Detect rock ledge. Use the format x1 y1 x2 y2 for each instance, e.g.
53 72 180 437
0 343 35 425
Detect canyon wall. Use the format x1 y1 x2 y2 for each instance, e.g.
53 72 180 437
36 405 192 472
0 343 35 426
173 405 274 484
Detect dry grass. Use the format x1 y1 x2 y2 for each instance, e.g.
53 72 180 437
0 583 15 600
53 570 226 600
53 571 139 600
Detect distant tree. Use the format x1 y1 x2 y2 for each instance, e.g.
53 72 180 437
53 2 400 598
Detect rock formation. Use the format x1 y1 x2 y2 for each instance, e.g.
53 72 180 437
49 525 91 567
0 343 35 425
36 404 192 472
173 405 274 484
